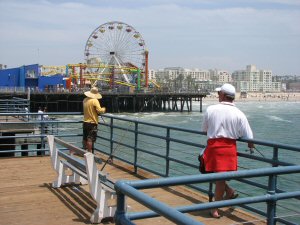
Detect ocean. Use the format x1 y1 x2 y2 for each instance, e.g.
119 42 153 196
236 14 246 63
120 100 300 145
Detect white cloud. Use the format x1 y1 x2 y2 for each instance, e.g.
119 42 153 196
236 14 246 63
0 0 299 75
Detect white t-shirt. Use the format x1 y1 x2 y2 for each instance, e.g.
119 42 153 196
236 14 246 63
43 113 49 120
202 102 253 140
38 110 43 120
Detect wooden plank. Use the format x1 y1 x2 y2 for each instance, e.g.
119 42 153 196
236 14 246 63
0 156 266 225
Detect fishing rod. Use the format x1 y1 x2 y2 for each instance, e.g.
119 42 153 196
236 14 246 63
99 121 134 171
100 115 106 123
99 95 157 171
98 115 118 171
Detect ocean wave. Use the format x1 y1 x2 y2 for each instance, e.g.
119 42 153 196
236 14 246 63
108 114 128 118
139 112 166 118
267 115 292 123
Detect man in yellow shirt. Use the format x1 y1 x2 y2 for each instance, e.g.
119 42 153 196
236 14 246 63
83 87 106 153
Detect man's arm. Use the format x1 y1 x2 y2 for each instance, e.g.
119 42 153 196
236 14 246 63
202 111 208 132
94 99 106 114
240 115 255 149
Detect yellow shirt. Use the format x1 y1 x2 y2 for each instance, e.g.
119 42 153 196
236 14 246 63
83 97 106 124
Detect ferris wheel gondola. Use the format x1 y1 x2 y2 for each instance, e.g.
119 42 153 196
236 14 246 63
84 21 147 86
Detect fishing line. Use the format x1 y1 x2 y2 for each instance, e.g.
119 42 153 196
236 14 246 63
99 115 129 171
99 95 157 171
245 147 265 158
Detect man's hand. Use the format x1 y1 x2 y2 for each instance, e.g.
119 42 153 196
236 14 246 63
248 142 255 149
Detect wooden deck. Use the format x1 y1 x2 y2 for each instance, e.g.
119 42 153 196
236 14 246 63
0 155 266 225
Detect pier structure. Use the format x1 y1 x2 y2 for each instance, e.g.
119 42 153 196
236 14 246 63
102 92 206 113
0 92 207 113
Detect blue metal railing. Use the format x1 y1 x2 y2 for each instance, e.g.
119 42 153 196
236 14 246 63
96 114 300 225
0 112 82 156
0 97 30 113
115 166 300 225
0 112 299 224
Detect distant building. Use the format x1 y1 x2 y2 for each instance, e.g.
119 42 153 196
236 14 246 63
238 81 250 92
209 69 231 83
288 82 300 91
153 67 212 92
148 69 156 80
272 82 282 92
0 64 66 92
232 65 281 92
273 75 300 91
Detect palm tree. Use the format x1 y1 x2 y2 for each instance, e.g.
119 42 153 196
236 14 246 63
186 75 194 92
175 73 184 92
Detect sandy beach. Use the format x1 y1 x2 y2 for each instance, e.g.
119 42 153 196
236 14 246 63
205 92 300 102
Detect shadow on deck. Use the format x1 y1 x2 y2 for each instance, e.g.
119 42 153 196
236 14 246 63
0 156 265 225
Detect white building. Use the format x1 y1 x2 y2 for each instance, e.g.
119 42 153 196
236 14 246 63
183 68 210 82
148 69 156 80
260 69 273 92
154 67 211 82
151 65 281 93
232 65 280 92
209 69 231 83
151 67 212 92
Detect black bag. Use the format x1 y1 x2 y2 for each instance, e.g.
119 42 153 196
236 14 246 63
198 147 207 173
198 154 206 173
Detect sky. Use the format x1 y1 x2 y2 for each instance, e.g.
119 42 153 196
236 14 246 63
0 0 299 75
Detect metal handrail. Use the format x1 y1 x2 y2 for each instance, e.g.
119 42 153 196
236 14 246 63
0 98 30 113
115 166 300 225
97 114 300 225
0 112 82 156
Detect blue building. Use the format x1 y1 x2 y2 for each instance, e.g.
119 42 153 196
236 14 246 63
0 64 66 91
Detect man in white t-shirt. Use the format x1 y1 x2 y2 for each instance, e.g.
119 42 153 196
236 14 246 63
202 83 254 218
37 107 44 120
43 107 49 120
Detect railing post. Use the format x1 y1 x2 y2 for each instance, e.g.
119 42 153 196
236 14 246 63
200 97 202 113
208 182 214 202
266 146 279 225
267 173 276 225
272 147 279 167
38 115 46 156
165 128 170 177
134 121 138 174
110 118 114 156
115 189 131 225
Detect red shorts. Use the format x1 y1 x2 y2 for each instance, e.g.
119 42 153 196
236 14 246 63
203 138 237 172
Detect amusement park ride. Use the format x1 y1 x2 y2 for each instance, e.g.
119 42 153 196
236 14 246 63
41 21 159 91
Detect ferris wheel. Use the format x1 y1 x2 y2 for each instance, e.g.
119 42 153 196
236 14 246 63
84 21 147 85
